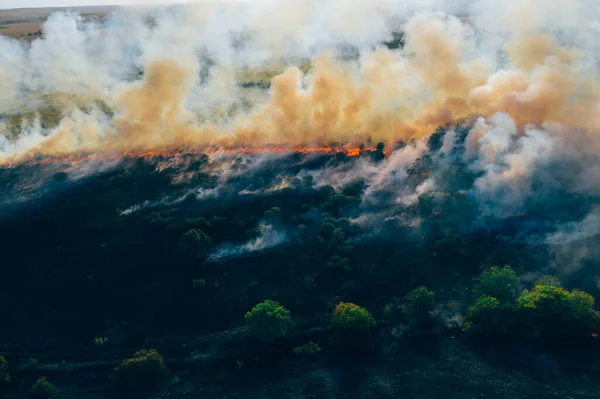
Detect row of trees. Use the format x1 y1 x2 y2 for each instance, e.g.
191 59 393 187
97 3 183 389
244 299 377 349
465 266 600 337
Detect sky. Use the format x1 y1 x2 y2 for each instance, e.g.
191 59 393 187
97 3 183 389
0 0 188 9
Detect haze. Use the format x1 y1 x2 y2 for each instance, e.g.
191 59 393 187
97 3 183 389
0 0 186 10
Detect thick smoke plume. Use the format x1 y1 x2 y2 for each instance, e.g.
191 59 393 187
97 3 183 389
1 0 599 162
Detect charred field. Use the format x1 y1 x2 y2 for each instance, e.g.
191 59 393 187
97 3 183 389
2 128 600 398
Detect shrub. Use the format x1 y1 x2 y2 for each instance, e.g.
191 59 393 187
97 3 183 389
474 266 521 305
293 341 322 355
517 285 600 337
402 287 436 322
330 302 376 348
30 376 55 395
245 300 293 342
0 356 10 385
179 229 213 258
110 349 167 390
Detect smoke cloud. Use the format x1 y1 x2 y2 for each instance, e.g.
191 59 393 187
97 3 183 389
0 0 598 161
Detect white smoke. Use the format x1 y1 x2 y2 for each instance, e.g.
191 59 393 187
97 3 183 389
207 223 287 261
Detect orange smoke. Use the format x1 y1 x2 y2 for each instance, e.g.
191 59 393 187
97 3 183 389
4 12 600 164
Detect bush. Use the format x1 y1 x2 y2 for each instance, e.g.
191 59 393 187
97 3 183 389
110 349 167 390
93 337 108 345
0 356 10 385
402 287 436 322
179 229 213 258
293 341 321 355
517 285 600 337
30 376 55 395
330 302 376 348
474 266 521 305
245 300 293 342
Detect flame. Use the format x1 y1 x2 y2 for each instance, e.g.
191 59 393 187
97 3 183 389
592 333 599 337
5 145 378 168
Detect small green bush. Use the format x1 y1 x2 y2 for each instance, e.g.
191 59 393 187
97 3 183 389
30 376 55 395
474 266 521 305
93 337 108 345
293 341 322 355
245 300 293 342
330 302 376 348
402 287 436 322
110 349 167 390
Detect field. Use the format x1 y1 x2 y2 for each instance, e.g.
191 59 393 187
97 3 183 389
0 6 114 40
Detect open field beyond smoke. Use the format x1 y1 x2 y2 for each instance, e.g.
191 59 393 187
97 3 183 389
0 6 113 40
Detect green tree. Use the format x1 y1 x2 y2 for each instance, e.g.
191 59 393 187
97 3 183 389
179 229 213 258
474 266 521 305
517 285 600 337
110 349 167 391
464 295 509 335
245 300 293 342
330 302 376 348
402 286 436 322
